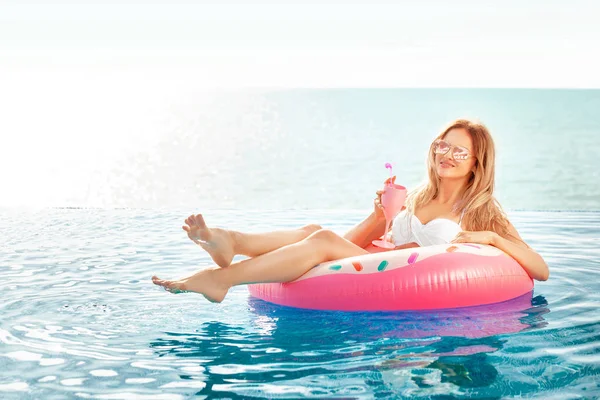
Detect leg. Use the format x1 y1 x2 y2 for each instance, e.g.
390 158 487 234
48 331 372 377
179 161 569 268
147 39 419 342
231 224 323 257
152 229 369 302
183 213 322 268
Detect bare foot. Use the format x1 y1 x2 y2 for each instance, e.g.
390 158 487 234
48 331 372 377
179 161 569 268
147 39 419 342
152 269 229 303
183 214 235 268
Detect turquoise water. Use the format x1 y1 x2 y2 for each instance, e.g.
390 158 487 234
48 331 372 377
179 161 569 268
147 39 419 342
1 209 599 399
2 89 600 398
4 89 599 210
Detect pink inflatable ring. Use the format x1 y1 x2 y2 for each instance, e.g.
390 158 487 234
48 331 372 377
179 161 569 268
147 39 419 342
248 243 533 311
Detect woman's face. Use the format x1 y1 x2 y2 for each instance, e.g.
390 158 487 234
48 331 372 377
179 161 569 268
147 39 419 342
434 128 477 180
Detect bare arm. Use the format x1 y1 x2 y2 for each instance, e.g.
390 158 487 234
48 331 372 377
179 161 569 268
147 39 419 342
394 242 420 250
346 177 400 248
490 223 549 281
451 222 549 281
343 212 387 248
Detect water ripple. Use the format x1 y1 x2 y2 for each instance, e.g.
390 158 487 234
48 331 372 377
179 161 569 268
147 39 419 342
1 209 599 398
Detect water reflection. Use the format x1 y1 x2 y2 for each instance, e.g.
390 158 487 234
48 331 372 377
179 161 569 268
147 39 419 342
149 294 549 398
247 292 549 341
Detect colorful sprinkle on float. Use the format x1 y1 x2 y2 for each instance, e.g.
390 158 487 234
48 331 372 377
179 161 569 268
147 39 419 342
248 243 533 311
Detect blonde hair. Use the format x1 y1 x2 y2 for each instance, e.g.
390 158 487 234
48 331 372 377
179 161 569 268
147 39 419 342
405 118 515 240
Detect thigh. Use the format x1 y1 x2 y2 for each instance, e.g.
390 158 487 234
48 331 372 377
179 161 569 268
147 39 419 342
308 229 371 260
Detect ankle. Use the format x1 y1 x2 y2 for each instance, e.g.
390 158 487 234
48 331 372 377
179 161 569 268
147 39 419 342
212 267 233 289
229 230 241 255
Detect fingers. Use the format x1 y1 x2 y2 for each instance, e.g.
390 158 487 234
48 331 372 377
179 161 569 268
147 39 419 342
384 175 397 185
374 193 384 210
451 231 470 243
450 232 463 243
374 184 392 211
374 197 383 209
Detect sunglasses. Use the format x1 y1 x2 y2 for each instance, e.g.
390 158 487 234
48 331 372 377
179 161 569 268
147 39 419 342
433 139 474 162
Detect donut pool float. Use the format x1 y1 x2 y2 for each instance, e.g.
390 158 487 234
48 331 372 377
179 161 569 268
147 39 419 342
248 243 533 311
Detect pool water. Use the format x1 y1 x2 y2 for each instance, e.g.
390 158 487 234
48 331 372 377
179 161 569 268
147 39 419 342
1 209 599 399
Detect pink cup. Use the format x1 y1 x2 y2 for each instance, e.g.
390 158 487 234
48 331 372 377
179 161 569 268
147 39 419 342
372 183 407 249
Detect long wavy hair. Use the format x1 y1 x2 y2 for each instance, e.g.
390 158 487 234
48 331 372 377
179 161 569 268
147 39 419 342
405 119 516 241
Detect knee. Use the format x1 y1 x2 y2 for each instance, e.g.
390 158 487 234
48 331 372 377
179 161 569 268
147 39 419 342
300 224 322 235
305 228 338 244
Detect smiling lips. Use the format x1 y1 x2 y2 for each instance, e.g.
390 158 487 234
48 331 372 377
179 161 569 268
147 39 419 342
440 160 455 168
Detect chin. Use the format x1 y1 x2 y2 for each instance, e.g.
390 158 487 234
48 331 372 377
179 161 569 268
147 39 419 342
437 167 454 177
437 167 464 179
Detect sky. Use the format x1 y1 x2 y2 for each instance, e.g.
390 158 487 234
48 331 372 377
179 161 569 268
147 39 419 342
1 1 599 208
1 0 599 88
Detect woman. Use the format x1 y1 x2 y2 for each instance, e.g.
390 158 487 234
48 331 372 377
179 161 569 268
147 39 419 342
152 119 549 303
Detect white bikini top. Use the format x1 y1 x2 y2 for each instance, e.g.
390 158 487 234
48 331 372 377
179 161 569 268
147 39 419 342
391 209 464 247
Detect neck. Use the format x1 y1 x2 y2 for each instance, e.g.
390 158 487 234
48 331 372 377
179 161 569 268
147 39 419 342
436 178 469 205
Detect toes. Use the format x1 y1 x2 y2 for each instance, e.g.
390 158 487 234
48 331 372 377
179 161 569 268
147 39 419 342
195 214 207 229
152 276 171 287
152 276 189 294
152 276 164 285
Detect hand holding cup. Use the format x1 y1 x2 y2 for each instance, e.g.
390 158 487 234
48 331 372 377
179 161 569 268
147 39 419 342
372 176 407 249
